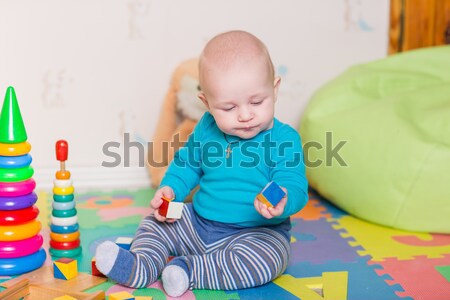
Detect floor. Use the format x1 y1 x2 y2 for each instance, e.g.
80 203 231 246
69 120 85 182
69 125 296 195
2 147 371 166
3 187 449 300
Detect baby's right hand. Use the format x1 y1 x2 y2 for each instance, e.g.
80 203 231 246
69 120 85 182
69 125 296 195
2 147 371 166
150 186 176 223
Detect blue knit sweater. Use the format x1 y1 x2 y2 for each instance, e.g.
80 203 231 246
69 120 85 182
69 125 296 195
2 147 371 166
161 112 308 227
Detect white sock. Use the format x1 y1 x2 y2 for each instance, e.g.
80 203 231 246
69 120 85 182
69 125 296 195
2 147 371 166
95 240 120 275
162 265 189 297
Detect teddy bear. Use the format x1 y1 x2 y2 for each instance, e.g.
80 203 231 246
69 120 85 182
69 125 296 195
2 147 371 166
147 58 206 188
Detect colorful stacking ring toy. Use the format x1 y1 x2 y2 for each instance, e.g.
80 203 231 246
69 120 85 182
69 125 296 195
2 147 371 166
0 219 41 241
0 142 32 156
52 208 77 218
49 246 81 258
53 179 73 188
0 205 39 225
52 201 75 211
50 231 80 243
0 154 32 168
0 234 43 258
0 178 36 197
0 192 38 210
0 248 46 276
50 239 80 250
53 194 74 202
0 166 34 182
50 223 79 234
53 186 74 196
50 215 78 227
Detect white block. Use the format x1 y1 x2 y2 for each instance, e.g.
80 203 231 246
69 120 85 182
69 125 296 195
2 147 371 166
115 237 133 244
166 202 184 219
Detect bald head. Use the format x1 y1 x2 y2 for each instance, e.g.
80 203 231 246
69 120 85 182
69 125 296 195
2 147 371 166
199 31 275 91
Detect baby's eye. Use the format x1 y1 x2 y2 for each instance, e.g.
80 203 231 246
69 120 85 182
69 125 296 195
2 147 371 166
222 106 235 111
251 99 264 105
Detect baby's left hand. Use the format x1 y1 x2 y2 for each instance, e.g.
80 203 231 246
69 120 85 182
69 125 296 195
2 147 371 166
254 187 287 219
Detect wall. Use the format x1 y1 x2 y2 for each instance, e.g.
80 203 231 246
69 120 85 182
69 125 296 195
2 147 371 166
0 0 389 189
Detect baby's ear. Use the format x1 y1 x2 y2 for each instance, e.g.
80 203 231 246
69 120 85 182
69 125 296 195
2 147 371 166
274 76 281 89
198 92 210 110
273 76 281 101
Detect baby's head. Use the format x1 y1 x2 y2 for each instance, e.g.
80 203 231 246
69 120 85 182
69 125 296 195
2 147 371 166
198 30 280 139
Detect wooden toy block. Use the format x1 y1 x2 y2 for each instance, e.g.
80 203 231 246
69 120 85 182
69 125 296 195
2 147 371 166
135 297 153 300
256 181 286 207
54 295 78 300
109 291 135 300
91 257 105 277
54 258 78 280
0 272 106 300
159 196 184 219
159 196 172 216
115 237 133 250
0 278 30 300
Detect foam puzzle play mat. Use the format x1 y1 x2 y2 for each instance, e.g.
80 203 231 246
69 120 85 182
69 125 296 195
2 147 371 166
0 186 448 300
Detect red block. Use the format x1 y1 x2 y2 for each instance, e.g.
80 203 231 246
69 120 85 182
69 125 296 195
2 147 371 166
91 257 106 277
159 197 170 217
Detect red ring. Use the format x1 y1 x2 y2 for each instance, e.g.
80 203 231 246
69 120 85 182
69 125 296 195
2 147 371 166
0 206 39 225
49 239 80 250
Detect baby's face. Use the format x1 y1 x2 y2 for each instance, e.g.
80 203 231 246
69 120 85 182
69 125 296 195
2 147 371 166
200 59 280 139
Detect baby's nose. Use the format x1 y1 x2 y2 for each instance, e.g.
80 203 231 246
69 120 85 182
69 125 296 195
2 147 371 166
238 109 254 122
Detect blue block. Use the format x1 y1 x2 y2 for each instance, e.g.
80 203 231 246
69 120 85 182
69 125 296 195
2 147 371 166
258 181 286 207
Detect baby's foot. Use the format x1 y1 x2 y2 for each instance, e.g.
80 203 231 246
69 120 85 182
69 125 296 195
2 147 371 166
95 241 119 276
162 264 189 297
95 240 152 288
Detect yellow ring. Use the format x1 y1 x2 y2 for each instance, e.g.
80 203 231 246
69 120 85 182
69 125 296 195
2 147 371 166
0 219 41 241
0 142 32 156
50 231 80 242
53 186 74 195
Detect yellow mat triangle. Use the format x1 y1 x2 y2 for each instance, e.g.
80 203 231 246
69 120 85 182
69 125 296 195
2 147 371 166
273 271 348 300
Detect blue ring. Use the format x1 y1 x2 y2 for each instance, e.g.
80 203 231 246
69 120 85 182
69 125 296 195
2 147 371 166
0 154 32 169
53 194 74 202
50 223 79 234
0 248 46 276
52 200 75 211
0 192 38 210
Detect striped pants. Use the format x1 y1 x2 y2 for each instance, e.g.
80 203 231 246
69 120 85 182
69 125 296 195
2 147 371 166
128 203 291 290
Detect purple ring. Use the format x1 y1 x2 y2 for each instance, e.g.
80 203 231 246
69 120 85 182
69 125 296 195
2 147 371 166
0 178 36 197
0 192 38 210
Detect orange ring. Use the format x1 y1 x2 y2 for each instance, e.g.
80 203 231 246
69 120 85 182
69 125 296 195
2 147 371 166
0 142 32 156
55 171 71 180
0 219 41 241
50 231 80 243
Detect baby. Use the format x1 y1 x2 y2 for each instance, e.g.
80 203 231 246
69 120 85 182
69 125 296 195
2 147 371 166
96 30 308 297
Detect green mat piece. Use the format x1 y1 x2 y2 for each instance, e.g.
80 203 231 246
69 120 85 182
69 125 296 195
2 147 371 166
436 266 450 282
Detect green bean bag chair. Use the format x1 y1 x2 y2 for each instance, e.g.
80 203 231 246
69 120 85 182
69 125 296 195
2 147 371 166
300 46 450 233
